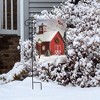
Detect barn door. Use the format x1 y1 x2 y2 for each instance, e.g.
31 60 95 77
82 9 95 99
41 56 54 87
54 45 61 55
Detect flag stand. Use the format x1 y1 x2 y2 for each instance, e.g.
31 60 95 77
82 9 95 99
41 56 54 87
24 18 42 90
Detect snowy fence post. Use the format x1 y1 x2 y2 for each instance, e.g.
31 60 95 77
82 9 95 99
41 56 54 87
24 18 42 90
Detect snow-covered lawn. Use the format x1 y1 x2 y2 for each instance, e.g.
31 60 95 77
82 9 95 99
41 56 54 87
0 77 100 100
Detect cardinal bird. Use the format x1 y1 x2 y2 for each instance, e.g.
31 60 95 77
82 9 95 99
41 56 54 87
58 20 64 26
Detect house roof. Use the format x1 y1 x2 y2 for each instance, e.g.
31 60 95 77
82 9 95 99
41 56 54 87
36 30 64 42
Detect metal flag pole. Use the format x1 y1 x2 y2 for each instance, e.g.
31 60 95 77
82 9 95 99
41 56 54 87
24 18 42 90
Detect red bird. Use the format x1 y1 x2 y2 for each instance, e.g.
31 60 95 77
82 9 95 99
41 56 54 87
58 20 64 26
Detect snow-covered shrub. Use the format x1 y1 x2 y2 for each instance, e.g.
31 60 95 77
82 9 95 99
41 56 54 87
34 58 100 87
33 0 100 87
0 62 28 82
0 39 37 82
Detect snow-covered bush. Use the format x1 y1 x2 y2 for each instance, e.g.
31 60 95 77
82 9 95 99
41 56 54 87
0 62 28 82
0 39 37 82
33 0 100 87
35 58 100 87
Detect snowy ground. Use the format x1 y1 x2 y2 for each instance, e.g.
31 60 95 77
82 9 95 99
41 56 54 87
0 77 100 100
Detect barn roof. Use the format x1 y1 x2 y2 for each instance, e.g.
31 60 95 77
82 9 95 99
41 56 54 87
36 30 64 42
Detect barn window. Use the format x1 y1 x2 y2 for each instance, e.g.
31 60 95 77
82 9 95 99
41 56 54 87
2 0 17 30
42 46 45 51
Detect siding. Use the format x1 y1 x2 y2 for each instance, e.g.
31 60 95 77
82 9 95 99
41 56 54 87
24 0 62 40
29 0 62 17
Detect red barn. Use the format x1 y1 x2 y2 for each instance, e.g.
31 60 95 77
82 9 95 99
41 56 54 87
36 23 65 55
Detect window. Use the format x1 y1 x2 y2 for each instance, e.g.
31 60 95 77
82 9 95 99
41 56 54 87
7 0 11 29
42 46 45 51
13 0 17 30
2 0 17 30
3 0 5 29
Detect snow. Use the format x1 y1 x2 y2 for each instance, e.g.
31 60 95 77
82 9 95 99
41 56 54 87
0 55 67 82
36 31 61 42
68 49 75 56
37 55 67 67
0 77 100 100
0 62 26 82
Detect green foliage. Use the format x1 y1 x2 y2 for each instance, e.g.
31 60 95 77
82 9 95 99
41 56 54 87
45 50 51 56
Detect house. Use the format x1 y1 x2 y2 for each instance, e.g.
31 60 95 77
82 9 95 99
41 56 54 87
36 23 65 56
0 0 62 74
